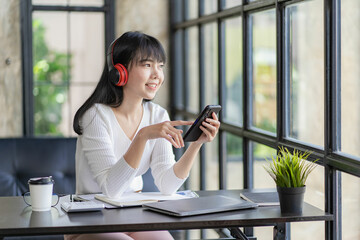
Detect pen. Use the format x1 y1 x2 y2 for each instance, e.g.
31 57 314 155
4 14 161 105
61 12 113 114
73 195 89 202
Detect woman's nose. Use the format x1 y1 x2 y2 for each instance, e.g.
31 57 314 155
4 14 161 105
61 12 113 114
152 65 162 79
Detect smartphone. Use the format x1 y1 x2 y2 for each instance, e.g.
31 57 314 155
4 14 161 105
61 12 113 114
183 105 221 142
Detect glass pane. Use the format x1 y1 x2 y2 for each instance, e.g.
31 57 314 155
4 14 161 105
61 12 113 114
341 172 360 240
224 0 242 9
33 0 67 5
224 17 242 125
291 221 325 240
204 23 219 105
206 137 219 190
203 229 220 239
251 10 277 133
34 86 68 136
287 0 324 147
341 0 360 157
253 227 273 240
186 27 199 112
69 0 103 6
70 12 104 84
188 155 200 191
291 165 324 240
185 0 198 20
33 12 68 61
204 0 217 15
226 133 243 189
33 0 104 6
33 12 69 136
252 142 276 189
188 230 200 239
69 85 97 136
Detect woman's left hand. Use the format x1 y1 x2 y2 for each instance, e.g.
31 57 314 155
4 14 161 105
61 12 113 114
195 112 220 144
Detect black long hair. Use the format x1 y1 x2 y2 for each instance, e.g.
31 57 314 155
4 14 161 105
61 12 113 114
73 31 166 135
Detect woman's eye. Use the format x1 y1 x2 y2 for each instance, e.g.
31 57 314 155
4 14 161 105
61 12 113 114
145 64 151 67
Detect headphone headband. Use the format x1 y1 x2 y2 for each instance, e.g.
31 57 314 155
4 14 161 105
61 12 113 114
107 39 117 72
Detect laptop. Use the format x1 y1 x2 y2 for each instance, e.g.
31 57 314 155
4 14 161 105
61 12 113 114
142 195 258 217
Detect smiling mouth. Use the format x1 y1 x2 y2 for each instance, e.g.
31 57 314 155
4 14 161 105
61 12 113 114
146 83 157 89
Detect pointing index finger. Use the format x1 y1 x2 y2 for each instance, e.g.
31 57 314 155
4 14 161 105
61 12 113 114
170 120 193 126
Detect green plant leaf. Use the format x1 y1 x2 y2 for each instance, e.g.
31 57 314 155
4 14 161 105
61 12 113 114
263 147 318 188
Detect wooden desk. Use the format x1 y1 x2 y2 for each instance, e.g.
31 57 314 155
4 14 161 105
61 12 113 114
0 190 333 240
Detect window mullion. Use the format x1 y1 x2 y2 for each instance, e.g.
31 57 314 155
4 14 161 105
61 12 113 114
242 7 253 190
199 24 206 190
21 0 34 137
276 1 286 145
218 19 226 189
324 0 342 239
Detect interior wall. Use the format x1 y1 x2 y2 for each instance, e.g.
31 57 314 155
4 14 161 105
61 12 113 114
0 0 22 137
115 0 170 110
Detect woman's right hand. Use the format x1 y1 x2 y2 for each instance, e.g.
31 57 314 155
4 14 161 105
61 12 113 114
138 120 193 148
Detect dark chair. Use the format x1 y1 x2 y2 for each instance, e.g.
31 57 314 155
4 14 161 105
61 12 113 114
0 137 77 197
0 137 76 240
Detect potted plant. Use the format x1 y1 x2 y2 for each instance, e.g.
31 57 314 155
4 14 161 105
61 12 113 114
264 147 318 214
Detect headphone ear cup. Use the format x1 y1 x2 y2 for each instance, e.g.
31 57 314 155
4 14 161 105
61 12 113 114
108 68 120 86
112 64 128 86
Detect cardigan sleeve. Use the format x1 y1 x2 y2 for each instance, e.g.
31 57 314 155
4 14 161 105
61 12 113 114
80 105 138 198
150 138 187 195
149 109 187 195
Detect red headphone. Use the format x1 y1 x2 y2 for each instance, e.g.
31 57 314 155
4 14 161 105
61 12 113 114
107 38 128 86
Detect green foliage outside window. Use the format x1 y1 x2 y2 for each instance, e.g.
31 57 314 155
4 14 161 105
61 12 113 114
227 133 243 157
33 19 71 136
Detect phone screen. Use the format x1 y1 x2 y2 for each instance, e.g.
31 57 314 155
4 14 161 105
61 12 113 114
183 105 221 142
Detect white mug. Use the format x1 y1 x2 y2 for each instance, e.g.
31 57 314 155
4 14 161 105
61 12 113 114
27 176 54 211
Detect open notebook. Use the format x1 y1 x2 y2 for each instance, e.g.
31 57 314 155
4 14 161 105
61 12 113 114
143 195 258 217
94 190 198 208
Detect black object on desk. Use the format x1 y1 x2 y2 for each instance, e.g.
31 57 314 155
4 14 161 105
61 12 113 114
143 195 258 216
240 191 280 206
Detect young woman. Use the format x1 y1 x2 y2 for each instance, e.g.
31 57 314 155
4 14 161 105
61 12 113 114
68 31 220 240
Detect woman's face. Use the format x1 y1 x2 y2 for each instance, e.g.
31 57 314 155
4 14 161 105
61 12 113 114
124 57 165 101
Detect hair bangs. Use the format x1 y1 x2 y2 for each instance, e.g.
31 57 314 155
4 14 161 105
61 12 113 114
133 36 166 65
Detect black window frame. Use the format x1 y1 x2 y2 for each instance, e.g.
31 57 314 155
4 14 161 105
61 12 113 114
20 0 115 137
170 0 360 239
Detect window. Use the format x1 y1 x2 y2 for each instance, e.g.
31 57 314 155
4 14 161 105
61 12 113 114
253 141 276 189
170 0 360 239
251 10 276 134
186 27 199 113
341 0 360 158
224 0 241 9
287 0 324 147
185 0 198 20
224 17 242 125
22 0 114 137
226 133 243 189
204 22 219 105
341 172 360 239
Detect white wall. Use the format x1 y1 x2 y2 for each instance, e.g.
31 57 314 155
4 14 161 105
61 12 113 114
115 0 170 109
0 0 22 137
